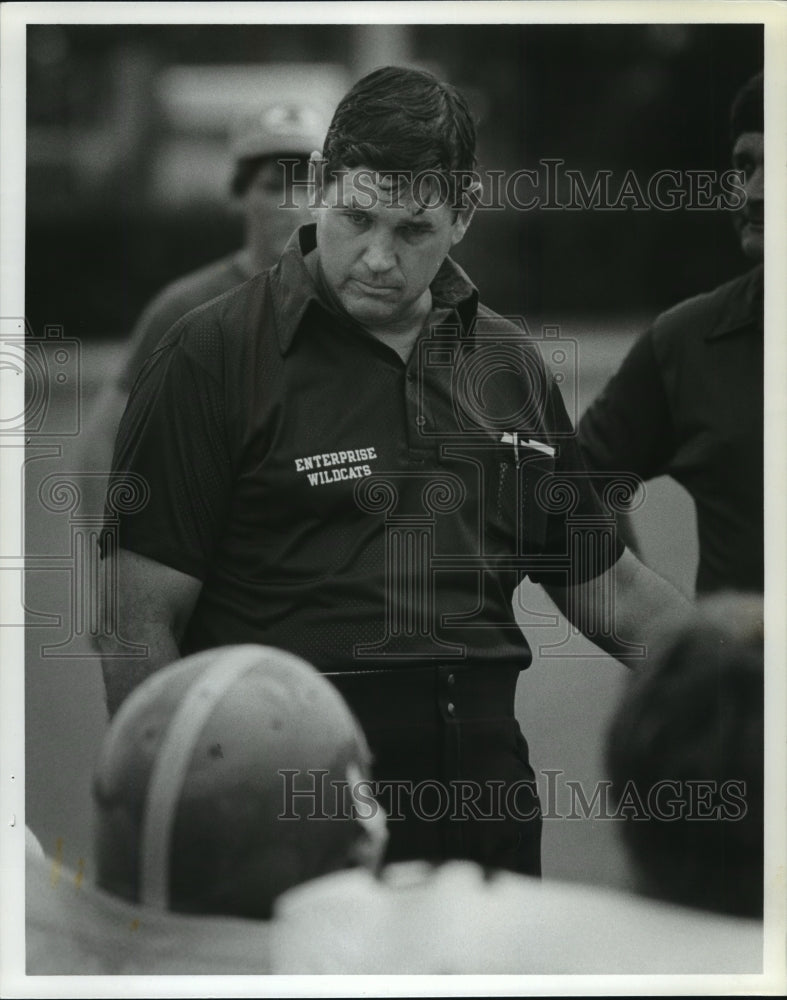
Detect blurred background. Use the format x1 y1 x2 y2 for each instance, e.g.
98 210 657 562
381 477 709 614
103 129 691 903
26 22 763 335
24 22 763 892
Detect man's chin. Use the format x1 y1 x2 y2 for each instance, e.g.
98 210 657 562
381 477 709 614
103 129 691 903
339 292 400 328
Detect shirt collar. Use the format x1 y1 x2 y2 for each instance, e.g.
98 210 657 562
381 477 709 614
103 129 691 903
269 223 479 355
704 263 763 341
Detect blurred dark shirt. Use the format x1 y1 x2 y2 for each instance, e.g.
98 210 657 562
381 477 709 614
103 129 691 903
578 265 763 594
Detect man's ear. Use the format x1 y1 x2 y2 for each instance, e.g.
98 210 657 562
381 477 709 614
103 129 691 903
309 151 327 218
450 179 482 247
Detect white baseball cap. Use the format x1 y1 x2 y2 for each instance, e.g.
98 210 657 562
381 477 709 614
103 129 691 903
230 101 330 161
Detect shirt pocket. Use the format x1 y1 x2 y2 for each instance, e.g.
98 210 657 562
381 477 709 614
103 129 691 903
518 448 556 555
483 441 555 553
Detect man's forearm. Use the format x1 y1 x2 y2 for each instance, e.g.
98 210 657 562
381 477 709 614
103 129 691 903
544 549 693 671
96 548 203 717
96 625 181 718
596 555 692 668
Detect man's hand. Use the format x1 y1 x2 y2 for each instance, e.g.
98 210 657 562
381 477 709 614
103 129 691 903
542 547 693 670
95 548 202 717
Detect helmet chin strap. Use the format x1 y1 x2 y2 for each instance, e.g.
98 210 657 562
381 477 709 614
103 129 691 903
139 647 263 910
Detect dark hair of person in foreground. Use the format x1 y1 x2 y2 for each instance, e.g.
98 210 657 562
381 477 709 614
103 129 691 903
606 593 764 918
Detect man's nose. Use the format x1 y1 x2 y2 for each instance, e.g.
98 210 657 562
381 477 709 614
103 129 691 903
745 163 764 204
361 231 397 273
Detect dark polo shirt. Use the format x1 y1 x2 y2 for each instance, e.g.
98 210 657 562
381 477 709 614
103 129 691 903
113 225 622 673
118 251 255 392
578 265 763 594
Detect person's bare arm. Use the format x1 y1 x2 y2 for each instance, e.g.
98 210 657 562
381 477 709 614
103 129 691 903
76 383 129 473
73 383 130 516
95 548 202 717
542 547 693 670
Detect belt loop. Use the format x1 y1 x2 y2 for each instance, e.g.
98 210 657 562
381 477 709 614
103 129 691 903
437 664 464 857
437 663 458 722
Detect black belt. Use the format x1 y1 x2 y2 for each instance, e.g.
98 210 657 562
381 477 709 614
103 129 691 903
323 663 519 725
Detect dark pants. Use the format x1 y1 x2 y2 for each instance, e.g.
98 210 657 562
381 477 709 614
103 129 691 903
327 664 542 877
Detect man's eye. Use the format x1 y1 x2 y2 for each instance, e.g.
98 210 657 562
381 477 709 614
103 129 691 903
402 225 429 239
345 212 369 226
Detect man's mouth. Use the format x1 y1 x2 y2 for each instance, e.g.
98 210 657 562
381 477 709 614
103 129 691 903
734 213 763 234
352 278 401 295
741 208 764 228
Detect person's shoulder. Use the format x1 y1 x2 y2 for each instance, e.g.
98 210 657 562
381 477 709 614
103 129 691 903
176 262 269 327
271 860 762 974
473 302 548 363
474 301 530 335
139 254 249 326
119 254 259 389
117 269 272 401
651 265 761 346
26 848 273 974
153 267 273 364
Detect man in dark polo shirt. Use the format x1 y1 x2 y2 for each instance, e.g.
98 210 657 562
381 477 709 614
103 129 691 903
578 71 764 595
99 66 691 876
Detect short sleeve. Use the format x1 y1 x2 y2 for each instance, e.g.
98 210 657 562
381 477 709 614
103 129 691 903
525 376 625 586
107 314 233 580
116 257 246 393
117 290 196 393
577 329 677 481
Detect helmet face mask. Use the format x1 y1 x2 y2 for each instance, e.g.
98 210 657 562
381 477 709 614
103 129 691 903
94 645 381 920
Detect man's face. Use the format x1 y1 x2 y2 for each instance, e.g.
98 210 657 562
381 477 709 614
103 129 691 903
241 156 313 268
312 166 472 331
731 131 764 261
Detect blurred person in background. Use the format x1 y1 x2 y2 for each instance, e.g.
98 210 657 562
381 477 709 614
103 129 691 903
578 70 764 595
76 100 325 496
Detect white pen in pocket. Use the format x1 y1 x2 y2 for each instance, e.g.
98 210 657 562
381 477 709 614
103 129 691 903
522 438 556 458
500 431 519 460
500 433 556 460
